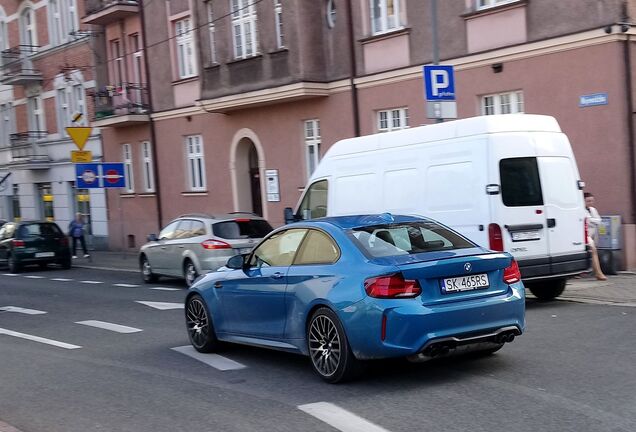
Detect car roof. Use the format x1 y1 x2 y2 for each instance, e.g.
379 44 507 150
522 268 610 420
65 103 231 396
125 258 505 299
297 214 434 230
173 213 265 222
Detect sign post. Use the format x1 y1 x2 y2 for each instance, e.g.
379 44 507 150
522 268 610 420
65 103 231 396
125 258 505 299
423 65 457 120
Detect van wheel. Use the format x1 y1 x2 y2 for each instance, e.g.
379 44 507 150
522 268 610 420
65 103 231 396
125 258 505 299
527 278 566 301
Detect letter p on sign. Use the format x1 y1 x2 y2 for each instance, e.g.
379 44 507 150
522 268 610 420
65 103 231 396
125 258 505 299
424 65 456 101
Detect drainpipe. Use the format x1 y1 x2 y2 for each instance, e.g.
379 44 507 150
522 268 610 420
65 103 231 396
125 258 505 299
139 0 163 230
345 0 360 137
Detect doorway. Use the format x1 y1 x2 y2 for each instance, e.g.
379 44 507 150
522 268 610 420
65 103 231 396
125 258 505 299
233 136 263 216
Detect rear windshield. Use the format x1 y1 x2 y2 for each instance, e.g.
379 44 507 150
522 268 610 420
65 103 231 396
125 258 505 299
500 157 544 207
350 221 474 258
18 223 63 238
213 219 273 239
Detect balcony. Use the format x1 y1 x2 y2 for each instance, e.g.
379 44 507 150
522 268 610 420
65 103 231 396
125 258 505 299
82 0 139 25
9 131 50 169
91 83 150 128
0 46 42 86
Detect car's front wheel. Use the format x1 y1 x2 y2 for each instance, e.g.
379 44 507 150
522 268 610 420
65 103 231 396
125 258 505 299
186 294 219 353
140 255 158 283
184 259 199 287
527 278 566 301
8 255 20 273
307 307 359 383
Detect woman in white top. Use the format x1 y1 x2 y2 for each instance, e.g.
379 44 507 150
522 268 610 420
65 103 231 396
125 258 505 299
584 192 607 280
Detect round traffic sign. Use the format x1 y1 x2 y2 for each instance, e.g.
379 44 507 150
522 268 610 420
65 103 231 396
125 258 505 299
104 169 120 184
82 169 97 184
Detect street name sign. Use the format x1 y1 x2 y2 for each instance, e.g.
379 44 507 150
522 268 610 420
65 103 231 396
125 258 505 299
579 92 608 107
71 150 93 163
66 127 92 151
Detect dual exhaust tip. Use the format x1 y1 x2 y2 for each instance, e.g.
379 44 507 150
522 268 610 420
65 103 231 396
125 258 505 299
418 330 517 359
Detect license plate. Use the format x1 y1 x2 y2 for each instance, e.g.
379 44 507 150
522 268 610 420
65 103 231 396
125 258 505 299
442 273 489 293
511 230 541 241
35 252 55 258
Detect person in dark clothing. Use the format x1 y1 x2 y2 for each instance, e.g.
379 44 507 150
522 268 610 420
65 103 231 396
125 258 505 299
68 212 90 258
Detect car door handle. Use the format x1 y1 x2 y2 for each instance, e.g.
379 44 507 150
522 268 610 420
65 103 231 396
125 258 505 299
214 281 222 289
178 245 184 249
547 218 556 228
271 272 284 279
161 246 167 249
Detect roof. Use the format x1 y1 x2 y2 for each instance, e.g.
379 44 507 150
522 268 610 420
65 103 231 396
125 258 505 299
301 214 432 230
174 212 264 221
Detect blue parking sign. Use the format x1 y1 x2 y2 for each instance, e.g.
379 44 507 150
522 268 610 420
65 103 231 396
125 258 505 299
424 65 456 101
102 163 126 188
75 163 100 188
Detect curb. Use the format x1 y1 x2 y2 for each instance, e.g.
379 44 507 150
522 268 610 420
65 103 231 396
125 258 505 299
72 264 139 274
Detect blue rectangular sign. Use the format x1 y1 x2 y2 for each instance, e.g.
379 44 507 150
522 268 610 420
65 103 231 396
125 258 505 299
75 163 100 189
423 65 456 101
579 92 608 107
102 163 126 188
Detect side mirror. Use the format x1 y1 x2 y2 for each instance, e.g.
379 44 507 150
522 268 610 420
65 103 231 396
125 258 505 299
226 254 245 270
284 207 296 224
147 233 158 242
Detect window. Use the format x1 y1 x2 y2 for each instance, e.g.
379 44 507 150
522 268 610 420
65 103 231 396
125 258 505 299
0 13 7 52
111 40 124 85
12 185 20 221
274 1 284 48
207 3 217 64
20 7 37 47
27 96 45 132
477 0 520 10
185 135 206 191
249 229 308 268
377 108 409 132
158 220 180 240
298 179 328 220
370 0 401 34
481 91 524 115
213 219 273 239
231 0 258 59
175 18 197 79
499 157 543 207
49 0 77 45
123 143 134 193
294 230 340 265
141 141 154 193
304 119 321 179
130 34 144 84
326 0 337 28
56 76 86 133
56 88 70 133
0 102 14 147
73 83 85 124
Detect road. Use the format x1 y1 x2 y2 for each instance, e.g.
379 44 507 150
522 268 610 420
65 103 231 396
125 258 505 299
1 266 635 432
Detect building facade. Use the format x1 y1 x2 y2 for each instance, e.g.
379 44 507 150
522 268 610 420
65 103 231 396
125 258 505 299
90 0 636 270
0 0 107 247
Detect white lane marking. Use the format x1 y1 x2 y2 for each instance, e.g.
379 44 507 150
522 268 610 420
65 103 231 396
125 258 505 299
135 301 184 310
24 275 45 279
80 280 104 284
3 273 19 276
298 402 391 432
0 306 47 315
171 345 246 371
149 287 181 291
113 283 140 288
75 320 142 334
0 327 81 349
50 278 74 282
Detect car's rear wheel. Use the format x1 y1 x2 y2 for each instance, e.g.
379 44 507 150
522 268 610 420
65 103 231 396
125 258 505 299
38 262 48 270
186 294 219 353
527 278 566 301
8 255 20 273
140 255 158 283
307 307 359 384
184 259 198 287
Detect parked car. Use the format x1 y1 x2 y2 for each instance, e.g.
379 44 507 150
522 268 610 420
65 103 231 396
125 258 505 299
184 214 525 383
0 221 72 273
139 213 273 287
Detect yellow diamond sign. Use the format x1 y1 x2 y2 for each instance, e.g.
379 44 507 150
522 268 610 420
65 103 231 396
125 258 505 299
66 127 92 151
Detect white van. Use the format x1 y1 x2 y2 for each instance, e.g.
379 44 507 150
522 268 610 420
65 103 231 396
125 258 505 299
287 114 589 300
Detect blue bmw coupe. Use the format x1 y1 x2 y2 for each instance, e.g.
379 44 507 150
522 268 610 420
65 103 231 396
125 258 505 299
185 214 525 383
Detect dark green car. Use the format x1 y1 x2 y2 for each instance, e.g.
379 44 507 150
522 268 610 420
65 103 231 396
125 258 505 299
0 221 72 273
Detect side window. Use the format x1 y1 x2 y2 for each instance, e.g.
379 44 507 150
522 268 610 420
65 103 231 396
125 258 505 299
499 157 544 207
191 220 206 236
159 221 180 240
294 230 340 265
174 220 193 239
249 229 307 268
298 179 328 220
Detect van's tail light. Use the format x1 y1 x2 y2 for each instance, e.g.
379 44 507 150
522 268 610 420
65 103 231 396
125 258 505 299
584 219 589 245
503 259 521 284
364 274 421 299
12 239 25 248
488 223 504 251
201 239 231 250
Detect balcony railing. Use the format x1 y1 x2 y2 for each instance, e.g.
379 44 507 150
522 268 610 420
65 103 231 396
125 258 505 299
82 0 139 25
0 45 42 86
91 83 150 127
9 131 50 167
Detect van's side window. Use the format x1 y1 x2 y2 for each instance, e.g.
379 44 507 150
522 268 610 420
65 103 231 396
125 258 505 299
499 157 544 207
298 180 328 220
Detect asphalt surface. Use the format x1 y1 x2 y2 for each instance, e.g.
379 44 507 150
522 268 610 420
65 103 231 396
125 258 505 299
1 264 635 432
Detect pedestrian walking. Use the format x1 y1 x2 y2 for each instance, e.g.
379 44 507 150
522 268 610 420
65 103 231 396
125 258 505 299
68 212 90 259
584 192 607 281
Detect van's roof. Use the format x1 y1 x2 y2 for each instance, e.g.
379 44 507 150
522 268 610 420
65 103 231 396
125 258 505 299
324 114 562 158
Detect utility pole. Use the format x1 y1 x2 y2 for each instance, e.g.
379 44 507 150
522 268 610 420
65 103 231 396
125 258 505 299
431 0 443 123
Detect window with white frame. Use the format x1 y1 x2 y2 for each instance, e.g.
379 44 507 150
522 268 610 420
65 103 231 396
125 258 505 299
377 108 409 132
49 0 78 45
72 83 85 124
231 0 258 59
370 0 402 35
175 18 197 79
207 3 217 64
304 120 321 179
111 40 124 85
481 91 524 115
477 0 520 10
27 96 45 132
185 135 206 191
130 34 144 84
123 143 135 193
56 87 70 133
141 141 155 193
0 102 14 147
56 75 86 134
0 13 7 52
274 0 284 48
20 7 37 48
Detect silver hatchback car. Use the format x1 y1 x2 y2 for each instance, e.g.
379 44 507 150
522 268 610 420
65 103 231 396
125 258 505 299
139 213 273 287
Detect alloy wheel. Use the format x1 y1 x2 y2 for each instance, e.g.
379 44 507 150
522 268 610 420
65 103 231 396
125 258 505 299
185 261 198 287
308 315 341 377
186 297 209 349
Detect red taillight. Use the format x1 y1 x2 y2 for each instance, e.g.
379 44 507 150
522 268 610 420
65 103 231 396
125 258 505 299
584 218 589 245
201 239 232 250
503 259 521 284
12 239 25 247
488 223 504 251
364 274 421 299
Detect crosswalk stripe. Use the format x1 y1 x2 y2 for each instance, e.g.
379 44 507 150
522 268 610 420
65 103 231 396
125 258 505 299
24 275 45 279
75 320 142 333
80 280 104 284
298 402 391 432
50 278 73 282
0 306 47 315
171 346 246 370
113 283 140 288
0 327 81 349
149 287 181 291
135 301 184 310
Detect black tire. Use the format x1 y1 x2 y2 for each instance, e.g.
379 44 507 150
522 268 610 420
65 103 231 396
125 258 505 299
527 278 566 301
60 258 72 270
38 262 48 270
185 294 220 353
140 255 158 283
8 255 20 273
307 307 360 384
184 259 199 288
